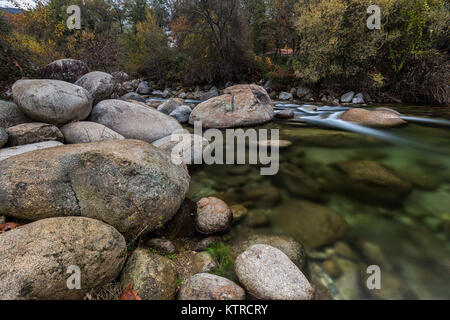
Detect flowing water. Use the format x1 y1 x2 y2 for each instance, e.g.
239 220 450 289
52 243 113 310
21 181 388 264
157 97 450 299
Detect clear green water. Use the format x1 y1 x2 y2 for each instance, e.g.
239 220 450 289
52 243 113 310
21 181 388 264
186 104 450 300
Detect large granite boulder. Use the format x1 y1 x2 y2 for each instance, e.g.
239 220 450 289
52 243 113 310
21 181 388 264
0 217 127 300
0 139 190 236
0 100 31 128
74 71 116 104
90 99 182 143
273 200 349 248
40 59 89 83
60 121 124 144
12 79 93 125
189 84 274 128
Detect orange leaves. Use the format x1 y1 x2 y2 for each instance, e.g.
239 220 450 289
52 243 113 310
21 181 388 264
0 222 21 233
119 281 142 300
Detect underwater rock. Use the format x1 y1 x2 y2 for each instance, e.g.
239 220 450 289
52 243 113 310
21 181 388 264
228 229 306 269
276 162 323 201
273 200 349 248
281 128 384 148
333 160 412 205
321 259 342 278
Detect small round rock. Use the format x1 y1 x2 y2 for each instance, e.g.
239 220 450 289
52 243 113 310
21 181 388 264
145 238 176 255
195 197 232 234
178 273 245 300
235 244 314 300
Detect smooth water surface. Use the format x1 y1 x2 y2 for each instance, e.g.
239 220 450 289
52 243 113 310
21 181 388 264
186 103 450 300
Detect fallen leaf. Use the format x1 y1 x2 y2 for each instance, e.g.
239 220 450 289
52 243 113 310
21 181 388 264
120 281 142 300
0 222 21 233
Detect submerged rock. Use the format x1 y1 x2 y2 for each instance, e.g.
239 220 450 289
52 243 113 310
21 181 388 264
189 84 273 128
195 197 232 234
178 273 245 300
0 140 190 236
6 123 63 146
74 71 116 104
60 121 124 144
0 100 31 128
235 244 314 300
0 141 63 162
90 99 182 143
12 79 93 125
0 217 127 300
339 108 406 127
273 200 348 248
40 58 89 83
333 160 412 204
282 128 384 148
275 109 294 119
277 162 322 200
152 132 210 165
120 248 177 300
228 230 306 269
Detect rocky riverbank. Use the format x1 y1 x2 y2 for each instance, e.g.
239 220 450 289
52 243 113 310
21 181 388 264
0 58 449 300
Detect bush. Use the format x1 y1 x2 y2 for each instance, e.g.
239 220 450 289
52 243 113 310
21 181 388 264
292 0 449 104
